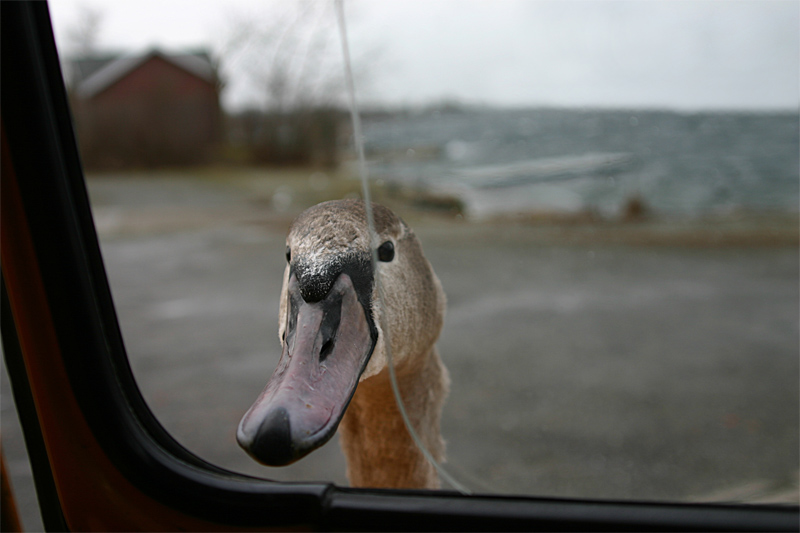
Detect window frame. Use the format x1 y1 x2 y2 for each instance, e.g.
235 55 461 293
1 2 797 530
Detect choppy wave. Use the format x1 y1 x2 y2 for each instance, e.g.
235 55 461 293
363 108 799 219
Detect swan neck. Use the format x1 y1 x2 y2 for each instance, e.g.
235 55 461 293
339 348 448 489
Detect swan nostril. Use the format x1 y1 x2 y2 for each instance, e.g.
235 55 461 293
320 338 335 362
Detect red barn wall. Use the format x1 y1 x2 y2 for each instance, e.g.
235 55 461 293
75 55 221 168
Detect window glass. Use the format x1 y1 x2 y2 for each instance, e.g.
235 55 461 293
38 0 800 502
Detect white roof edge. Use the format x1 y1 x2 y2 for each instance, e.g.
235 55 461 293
76 49 215 99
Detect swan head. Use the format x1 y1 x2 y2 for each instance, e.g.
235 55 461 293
237 199 445 466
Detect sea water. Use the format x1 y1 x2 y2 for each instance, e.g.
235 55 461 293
361 108 799 219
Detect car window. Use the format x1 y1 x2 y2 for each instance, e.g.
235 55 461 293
38 0 800 503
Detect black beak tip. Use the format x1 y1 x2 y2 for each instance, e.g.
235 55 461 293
239 407 297 467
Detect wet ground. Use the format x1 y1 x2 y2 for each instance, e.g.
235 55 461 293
2 171 798 530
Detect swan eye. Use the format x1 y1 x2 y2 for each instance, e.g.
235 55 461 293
285 246 291 263
377 241 394 262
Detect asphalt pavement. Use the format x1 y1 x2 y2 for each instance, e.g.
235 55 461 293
2 172 797 530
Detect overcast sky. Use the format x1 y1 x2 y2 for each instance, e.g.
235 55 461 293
48 0 799 112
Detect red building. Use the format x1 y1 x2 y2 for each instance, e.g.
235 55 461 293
67 49 222 168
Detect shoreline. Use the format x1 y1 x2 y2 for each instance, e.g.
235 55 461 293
85 168 799 248
413 211 799 249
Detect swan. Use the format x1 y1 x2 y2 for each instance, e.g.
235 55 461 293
237 199 449 489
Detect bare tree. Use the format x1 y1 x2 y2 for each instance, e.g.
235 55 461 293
220 0 379 113
65 4 104 57
218 1 382 166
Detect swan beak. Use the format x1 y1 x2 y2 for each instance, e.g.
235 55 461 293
237 272 376 466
